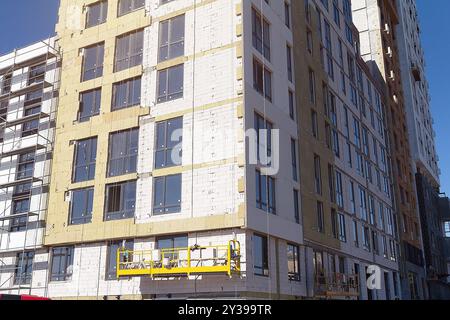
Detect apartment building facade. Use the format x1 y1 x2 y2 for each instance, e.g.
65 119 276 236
395 0 449 299
294 0 400 300
352 0 427 300
0 39 60 295
39 0 306 300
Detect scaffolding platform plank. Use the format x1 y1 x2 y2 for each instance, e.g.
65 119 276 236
0 177 42 190
0 81 53 102
0 212 38 222
0 144 46 158
5 112 49 128
0 51 57 75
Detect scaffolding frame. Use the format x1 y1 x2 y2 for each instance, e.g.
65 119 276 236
0 39 60 295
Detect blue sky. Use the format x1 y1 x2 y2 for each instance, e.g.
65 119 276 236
0 0 59 54
0 0 449 193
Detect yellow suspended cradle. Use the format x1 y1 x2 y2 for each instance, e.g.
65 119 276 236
117 240 241 279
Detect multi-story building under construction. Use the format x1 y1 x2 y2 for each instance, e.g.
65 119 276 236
0 38 60 296
40 0 306 300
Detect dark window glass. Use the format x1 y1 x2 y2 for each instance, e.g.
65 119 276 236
82 43 104 82
69 188 94 225
155 117 183 169
159 15 185 62
14 251 34 285
21 105 41 137
157 235 188 261
114 29 144 72
157 65 184 103
118 0 145 16
86 1 108 28
112 77 141 110
28 63 46 86
153 174 182 215
79 88 101 122
73 137 97 183
106 240 133 280
288 244 300 281
50 247 74 282
105 180 136 221
108 128 138 177
254 234 269 276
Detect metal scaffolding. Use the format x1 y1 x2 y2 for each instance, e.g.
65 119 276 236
0 39 60 295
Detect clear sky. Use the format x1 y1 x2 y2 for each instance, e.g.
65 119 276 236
417 0 450 195
0 0 449 193
0 0 59 55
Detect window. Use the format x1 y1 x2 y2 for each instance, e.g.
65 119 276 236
254 234 269 276
335 171 343 208
14 251 34 285
306 30 313 54
157 235 188 261
372 230 379 255
112 76 141 110
382 235 388 258
309 69 315 104
287 244 300 281
352 220 359 247
253 58 272 101
284 2 291 28
444 221 450 238
359 186 368 221
291 139 298 181
105 180 136 221
0 101 8 142
86 1 108 28
362 226 371 251
81 42 104 81
73 137 97 183
155 117 183 169
24 89 43 105
118 0 145 16
317 201 324 233
153 174 182 215
27 63 46 86
16 152 35 180
69 188 94 225
157 64 184 103
106 240 134 280
286 44 293 82
338 213 346 242
252 8 270 60
79 88 101 122
50 247 74 282
293 189 300 223
255 170 276 214
1 73 12 95
22 105 41 137
254 113 273 165
289 90 295 120
159 15 185 62
314 154 322 195
114 29 144 72
10 198 30 232
311 110 318 138
108 128 138 177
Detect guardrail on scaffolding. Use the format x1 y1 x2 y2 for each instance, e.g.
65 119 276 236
117 240 241 279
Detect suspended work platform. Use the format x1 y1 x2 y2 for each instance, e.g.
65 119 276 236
117 240 241 279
